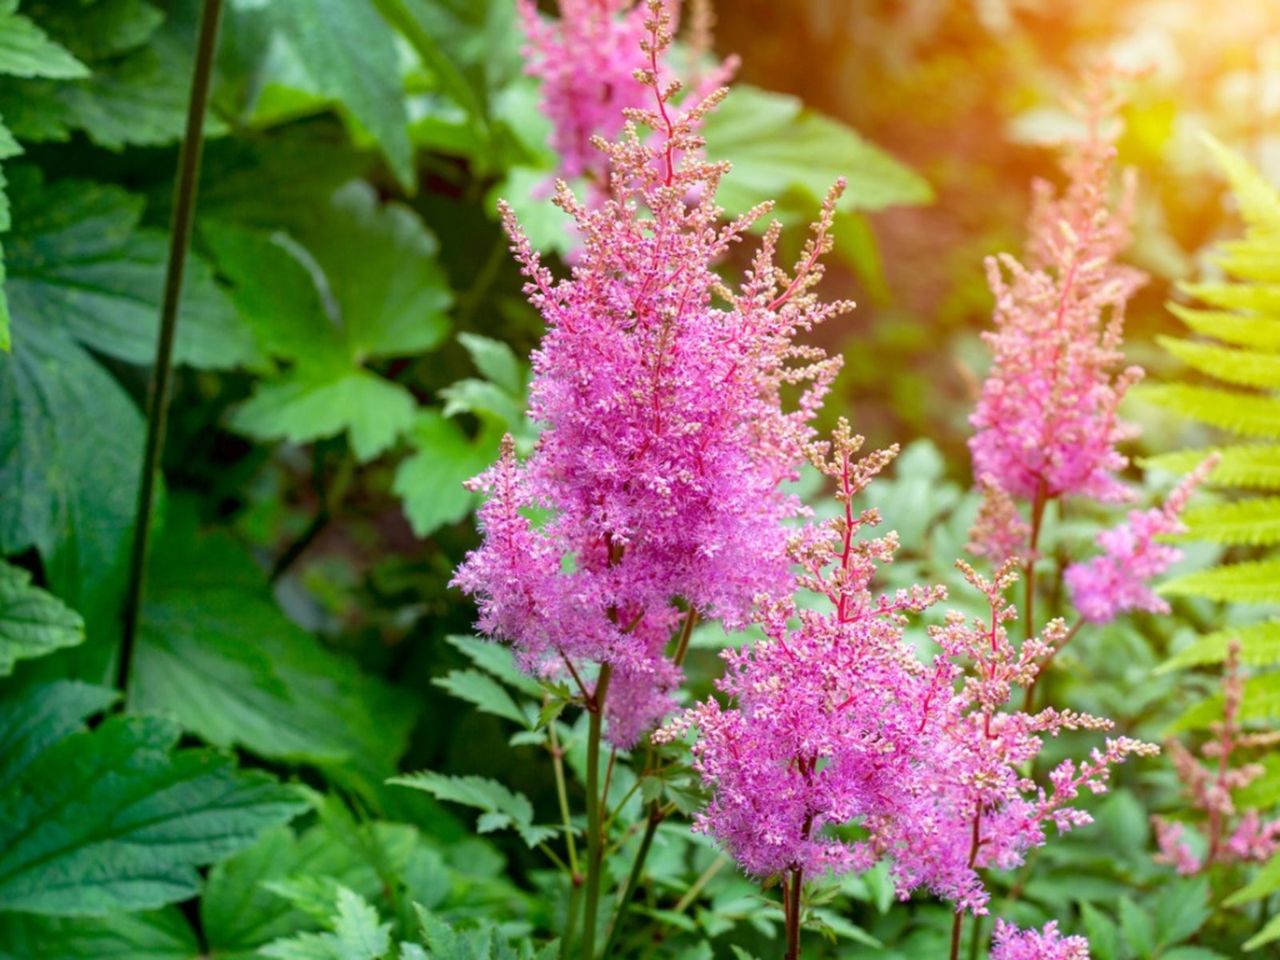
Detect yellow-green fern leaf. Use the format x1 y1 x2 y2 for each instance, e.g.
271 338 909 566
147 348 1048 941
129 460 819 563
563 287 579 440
1138 384 1280 437
1178 497 1280 546
1162 558 1280 603
1158 620 1280 673
1168 303 1280 350
1204 136 1280 236
1171 672 1280 731
1142 446 1280 490
1214 239 1280 284
1180 280 1280 314
1160 335 1280 390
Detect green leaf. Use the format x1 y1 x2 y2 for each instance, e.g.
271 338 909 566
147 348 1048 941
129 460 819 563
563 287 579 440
704 84 932 219
32 0 164 61
1118 896 1155 959
232 369 417 462
131 510 417 779
1153 876 1210 947
269 0 414 189
1137 383 1280 438
1204 136 1280 238
444 635 542 698
260 887 391 960
1235 753 1280 810
0 908 199 960
1181 280 1280 314
433 669 530 727
393 410 495 536
1080 901 1120 960
388 771 555 848
457 333 523 395
0 680 115 792
0 1 89 79
1226 851 1280 907
0 685 305 915
1244 911 1280 951
1143 446 1280 490
5 169 258 367
1179 497 1280 546
1162 559 1280 604
1167 304 1280 350
1161 949 1228 960
0 560 84 674
1172 672 1280 731
1159 620 1280 672
1160 333 1280 390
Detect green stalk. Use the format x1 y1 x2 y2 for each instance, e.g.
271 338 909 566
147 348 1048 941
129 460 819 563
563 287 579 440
600 807 661 957
580 663 613 960
117 0 224 697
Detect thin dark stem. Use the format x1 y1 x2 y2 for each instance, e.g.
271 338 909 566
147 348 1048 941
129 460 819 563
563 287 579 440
117 0 224 697
967 910 983 960
601 806 661 957
670 606 700 668
1023 481 1049 645
950 911 964 960
581 663 613 960
785 866 804 960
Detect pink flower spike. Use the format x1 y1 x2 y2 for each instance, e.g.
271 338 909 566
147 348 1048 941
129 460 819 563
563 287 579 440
1064 456 1217 624
991 920 1091 960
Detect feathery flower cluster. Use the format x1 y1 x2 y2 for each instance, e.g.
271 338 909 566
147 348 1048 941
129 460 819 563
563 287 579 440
1064 457 1216 624
1154 640 1280 874
969 74 1146 561
669 428 1155 917
659 422 945 877
990 920 1091 960
455 3 847 747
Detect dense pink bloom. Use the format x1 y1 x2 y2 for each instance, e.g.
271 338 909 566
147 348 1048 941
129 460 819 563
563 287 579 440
990 920 1090 960
456 6 845 746
1064 458 1215 624
968 76 1146 517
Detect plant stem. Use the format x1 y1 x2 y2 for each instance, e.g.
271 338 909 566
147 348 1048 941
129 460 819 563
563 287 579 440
672 853 728 914
581 663 613 960
117 0 224 698
601 806 661 957
950 911 964 960
785 866 804 960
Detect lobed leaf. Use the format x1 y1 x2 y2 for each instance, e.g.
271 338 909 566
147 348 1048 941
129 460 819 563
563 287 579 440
0 560 84 675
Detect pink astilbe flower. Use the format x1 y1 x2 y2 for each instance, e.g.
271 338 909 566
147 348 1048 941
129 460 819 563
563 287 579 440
871 561 1157 913
455 3 846 747
968 73 1146 534
1154 640 1280 874
1064 457 1216 624
659 422 946 878
990 920 1091 960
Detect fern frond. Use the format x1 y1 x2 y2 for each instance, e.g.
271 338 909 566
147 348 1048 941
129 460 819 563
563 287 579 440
1138 384 1280 438
1179 497 1280 546
1168 303 1280 350
1158 620 1280 673
1172 672 1280 731
1162 559 1280 603
1214 241 1280 284
1142 445 1280 490
1204 136 1280 235
1160 335 1280 390
1181 280 1280 314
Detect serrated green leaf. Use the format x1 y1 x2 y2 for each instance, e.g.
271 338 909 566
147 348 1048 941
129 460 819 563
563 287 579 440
1118 896 1155 959
433 669 529 727
705 84 932 219
1181 280 1280 314
1159 621 1280 672
1179 496 1280 545
1137 383 1280 438
232 369 417 462
1167 305 1280 350
444 635 542 697
1143 446 1280 490
4 168 258 367
1080 901 1120 960
0 1 88 79
32 0 163 60
0 691 305 915
0 907 199 960
388 771 554 848
0 681 116 793
269 0 414 189
0 560 84 674
261 887 391 960
1154 876 1210 947
1204 136 1280 237
1162 559 1280 603
393 411 495 536
1160 333 1280 390
131 509 416 780
457 332 523 395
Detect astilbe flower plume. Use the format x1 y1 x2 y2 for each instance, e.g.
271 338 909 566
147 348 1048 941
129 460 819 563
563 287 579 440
1154 640 1280 874
1065 456 1217 624
969 73 1147 560
990 920 1091 960
455 2 847 747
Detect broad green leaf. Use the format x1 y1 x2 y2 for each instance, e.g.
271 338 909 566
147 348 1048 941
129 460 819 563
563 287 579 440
433 669 530 727
260 888 390 960
444 635 542 698
4 168 258 367
1080 901 1120 960
1138 383 1280 438
388 772 555 848
0 908 198 960
0 681 115 792
1117 897 1155 959
393 410 495 536
1160 334 1280 390
1227 851 1280 906
232 370 417 462
1244 911 1280 951
269 0 414 189
0 321 141 646
31 0 164 60
1153 876 1210 947
440 378 524 429
131 511 416 780
0 1 88 79
1179 496 1280 546
0 560 83 675
1159 620 1280 672
705 84 932 219
1143 446 1280 490
0 689 305 915
1162 559 1280 603
1160 949 1228 960
457 333 523 395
